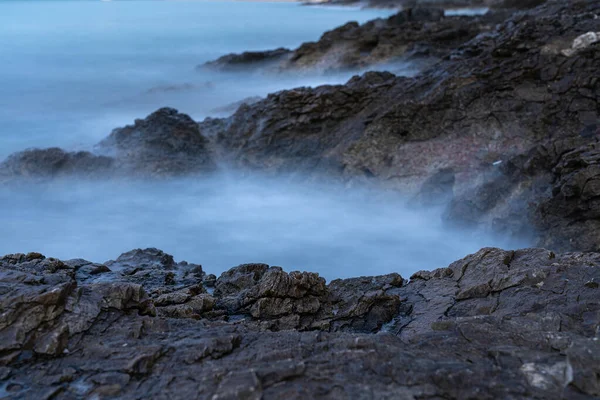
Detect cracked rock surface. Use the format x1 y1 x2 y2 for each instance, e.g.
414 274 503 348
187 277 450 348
0 246 598 399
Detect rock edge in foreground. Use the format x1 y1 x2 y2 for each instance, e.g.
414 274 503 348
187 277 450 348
0 246 598 399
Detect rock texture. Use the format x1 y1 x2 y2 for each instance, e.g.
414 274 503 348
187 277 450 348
0 108 216 181
209 0 600 251
97 107 215 176
202 8 508 73
0 247 598 399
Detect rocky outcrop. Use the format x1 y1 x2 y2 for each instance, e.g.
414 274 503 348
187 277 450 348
214 264 401 332
0 148 114 181
0 1 598 252
0 246 598 398
312 0 546 11
98 107 215 176
202 48 292 71
203 8 508 73
536 141 600 251
0 108 216 181
207 0 600 251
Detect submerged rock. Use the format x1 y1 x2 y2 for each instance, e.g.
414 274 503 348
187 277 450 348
0 246 598 398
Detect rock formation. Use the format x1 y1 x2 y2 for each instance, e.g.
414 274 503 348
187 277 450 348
203 48 293 71
0 247 598 398
0 108 216 180
201 8 509 73
210 0 600 251
1 1 599 398
0 0 597 255
1 1 598 252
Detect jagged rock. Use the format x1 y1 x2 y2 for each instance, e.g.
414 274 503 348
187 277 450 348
206 0 600 252
0 246 598 398
327 273 403 332
98 107 215 176
102 248 206 296
535 142 600 251
214 264 330 330
0 253 155 363
205 8 507 73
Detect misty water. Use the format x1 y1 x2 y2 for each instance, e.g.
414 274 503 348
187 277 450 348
0 1 525 280
0 0 393 158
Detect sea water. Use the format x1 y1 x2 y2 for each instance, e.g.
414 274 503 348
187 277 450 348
0 0 393 157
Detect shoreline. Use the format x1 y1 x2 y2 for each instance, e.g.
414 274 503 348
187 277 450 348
2 245 598 398
1 0 599 398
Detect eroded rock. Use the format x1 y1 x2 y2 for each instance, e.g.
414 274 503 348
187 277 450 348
0 246 598 399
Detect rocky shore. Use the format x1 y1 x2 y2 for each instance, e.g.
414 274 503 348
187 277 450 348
1 247 598 398
1 0 599 398
201 7 511 73
3 1 597 251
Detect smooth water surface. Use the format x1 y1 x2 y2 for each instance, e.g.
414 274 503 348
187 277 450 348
0 177 525 280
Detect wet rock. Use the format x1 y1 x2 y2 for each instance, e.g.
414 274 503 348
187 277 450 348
0 254 155 363
102 248 205 293
327 274 403 332
561 31 600 57
214 264 329 329
535 142 600 252
214 264 404 332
